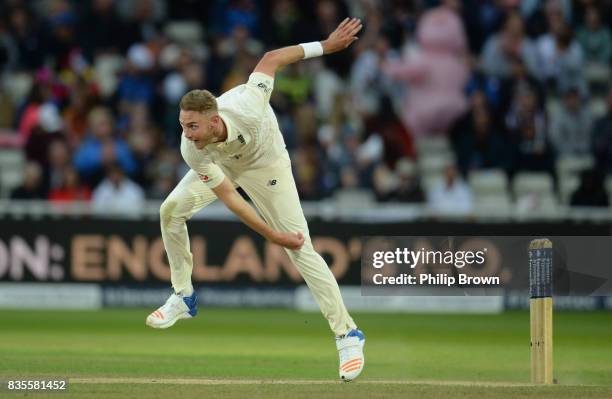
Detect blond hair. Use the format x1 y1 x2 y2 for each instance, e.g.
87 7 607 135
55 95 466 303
179 90 217 114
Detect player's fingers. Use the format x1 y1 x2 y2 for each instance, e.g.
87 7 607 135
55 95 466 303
337 17 350 30
340 17 358 34
349 21 363 35
344 22 361 39
347 18 361 30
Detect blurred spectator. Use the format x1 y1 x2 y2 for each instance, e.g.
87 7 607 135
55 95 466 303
146 152 179 200
350 34 399 118
536 8 586 94
389 158 424 203
125 103 160 188
73 106 138 186
364 96 416 168
498 58 545 119
506 88 555 174
452 105 510 175
24 102 65 166
576 6 612 64
116 43 156 107
62 77 100 147
6 6 46 71
78 0 131 58
44 0 81 71
592 89 612 174
10 161 45 199
426 164 473 215
548 87 593 156
480 12 539 79
18 81 53 144
260 0 301 47
462 0 514 53
116 0 167 43
48 166 92 202
383 1 469 137
218 0 259 37
309 0 352 77
92 163 145 214
570 169 609 207
44 139 71 192
571 0 611 26
275 63 312 107
292 146 322 200
372 164 397 202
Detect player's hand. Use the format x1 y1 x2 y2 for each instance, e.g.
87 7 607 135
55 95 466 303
322 17 363 54
272 231 305 250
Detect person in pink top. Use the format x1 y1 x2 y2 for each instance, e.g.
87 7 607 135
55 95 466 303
382 0 469 137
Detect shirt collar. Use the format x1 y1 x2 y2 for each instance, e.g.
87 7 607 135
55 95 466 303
218 110 237 145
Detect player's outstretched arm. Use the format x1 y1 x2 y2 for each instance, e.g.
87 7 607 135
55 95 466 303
212 177 305 250
253 17 363 78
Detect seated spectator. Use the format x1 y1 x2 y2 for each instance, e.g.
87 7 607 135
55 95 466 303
591 89 612 173
548 87 593 156
48 167 92 202
506 89 556 175
510 120 556 175
145 149 180 199
498 58 546 118
62 77 99 148
116 43 155 106
453 106 510 175
44 139 71 193
363 96 416 167
18 82 54 145
92 163 145 215
372 164 397 202
426 164 473 215
24 102 65 166
10 161 46 200
576 6 612 65
73 106 138 186
570 169 609 207
480 12 540 79
537 11 586 94
393 158 425 203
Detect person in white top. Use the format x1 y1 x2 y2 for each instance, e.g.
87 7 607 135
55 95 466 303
146 18 366 381
91 163 145 216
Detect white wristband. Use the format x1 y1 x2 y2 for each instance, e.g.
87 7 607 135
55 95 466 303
299 42 324 59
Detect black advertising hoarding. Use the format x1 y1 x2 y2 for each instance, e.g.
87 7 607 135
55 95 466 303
0 218 363 286
0 217 611 287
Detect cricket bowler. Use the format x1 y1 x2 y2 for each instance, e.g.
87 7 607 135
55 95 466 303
146 17 365 381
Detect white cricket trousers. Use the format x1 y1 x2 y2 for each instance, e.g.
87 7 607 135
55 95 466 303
159 152 357 336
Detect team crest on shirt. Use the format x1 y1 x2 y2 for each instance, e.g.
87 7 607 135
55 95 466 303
198 174 210 182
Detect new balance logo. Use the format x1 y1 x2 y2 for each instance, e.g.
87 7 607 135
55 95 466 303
267 179 277 186
198 174 210 182
257 82 271 93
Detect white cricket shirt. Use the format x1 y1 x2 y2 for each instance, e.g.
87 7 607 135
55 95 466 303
180 72 287 188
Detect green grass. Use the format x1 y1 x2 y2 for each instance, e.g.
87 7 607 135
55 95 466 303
0 309 611 398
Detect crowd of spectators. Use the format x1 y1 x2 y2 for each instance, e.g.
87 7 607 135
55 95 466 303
0 0 611 213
